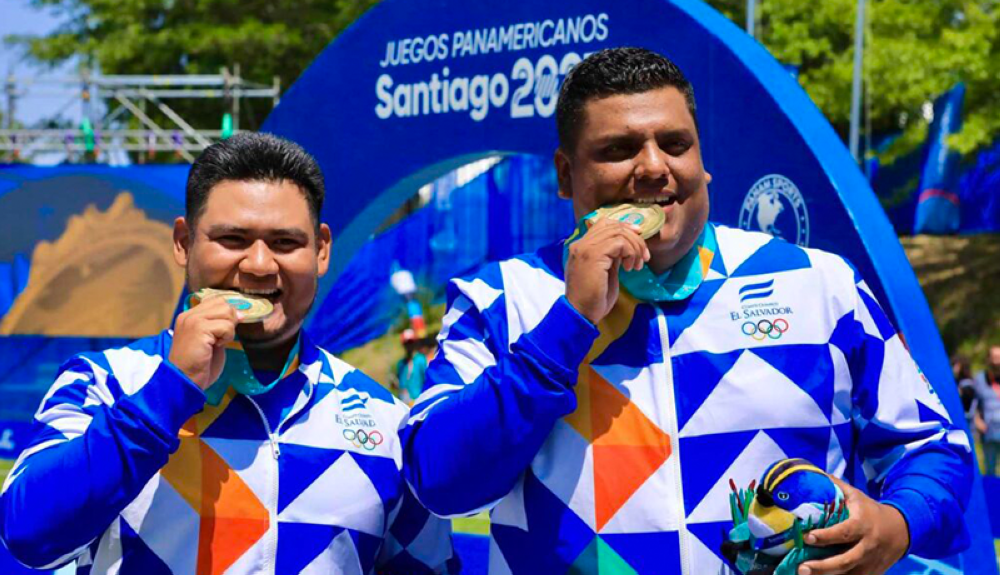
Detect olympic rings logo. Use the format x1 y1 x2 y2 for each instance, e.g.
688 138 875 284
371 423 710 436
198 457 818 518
741 318 789 340
343 428 384 451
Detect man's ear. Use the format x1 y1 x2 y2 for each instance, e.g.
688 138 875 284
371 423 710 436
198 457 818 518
173 217 191 267
554 148 573 200
705 170 713 185
316 223 332 278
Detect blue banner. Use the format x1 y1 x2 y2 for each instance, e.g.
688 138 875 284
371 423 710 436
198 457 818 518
959 137 1000 233
0 335 133 423
308 154 571 352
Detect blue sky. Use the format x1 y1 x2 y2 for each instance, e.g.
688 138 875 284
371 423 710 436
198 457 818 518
1 0 80 126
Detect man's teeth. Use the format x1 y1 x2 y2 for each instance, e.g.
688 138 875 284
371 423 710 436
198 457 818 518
242 289 279 296
632 197 676 206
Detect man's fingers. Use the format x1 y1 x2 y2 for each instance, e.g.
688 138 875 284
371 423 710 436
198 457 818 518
798 541 865 575
608 260 622 295
804 475 863 547
604 235 637 271
585 218 643 240
203 319 238 346
583 220 637 241
194 298 246 327
621 225 649 265
805 516 862 547
581 223 647 270
612 231 647 271
184 296 240 321
826 475 854 495
585 216 623 232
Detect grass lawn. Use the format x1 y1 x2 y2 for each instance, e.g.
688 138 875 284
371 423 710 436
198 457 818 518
0 458 13 486
901 233 1000 367
452 512 490 536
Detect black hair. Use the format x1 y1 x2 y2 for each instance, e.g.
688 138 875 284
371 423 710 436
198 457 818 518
953 354 972 381
556 47 698 153
185 132 325 231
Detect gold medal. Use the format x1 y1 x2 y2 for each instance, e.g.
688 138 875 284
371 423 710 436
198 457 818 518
191 288 274 323
595 203 666 240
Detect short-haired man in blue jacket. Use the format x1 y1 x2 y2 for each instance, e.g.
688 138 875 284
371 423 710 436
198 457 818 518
1 133 457 574
402 47 972 575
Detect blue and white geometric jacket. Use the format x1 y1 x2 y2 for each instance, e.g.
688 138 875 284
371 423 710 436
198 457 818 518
402 224 972 575
1 329 456 574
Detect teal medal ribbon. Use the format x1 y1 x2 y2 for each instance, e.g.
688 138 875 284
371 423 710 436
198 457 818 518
182 293 301 406
563 211 717 303
201 339 301 406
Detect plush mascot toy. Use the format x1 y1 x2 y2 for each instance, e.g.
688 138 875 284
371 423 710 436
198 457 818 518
721 458 850 575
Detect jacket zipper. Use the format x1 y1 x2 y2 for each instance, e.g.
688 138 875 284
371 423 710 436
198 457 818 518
246 397 280 575
654 307 691 575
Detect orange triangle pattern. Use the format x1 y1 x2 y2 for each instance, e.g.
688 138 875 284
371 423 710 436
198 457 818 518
197 517 269 574
594 444 671 530
564 291 673 532
586 371 672 531
588 372 670 450
160 390 269 575
195 442 269 575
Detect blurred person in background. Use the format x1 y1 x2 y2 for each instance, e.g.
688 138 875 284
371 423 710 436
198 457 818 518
952 354 978 434
972 345 1000 475
396 329 429 404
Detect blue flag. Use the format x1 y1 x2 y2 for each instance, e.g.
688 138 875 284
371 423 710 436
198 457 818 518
915 83 965 234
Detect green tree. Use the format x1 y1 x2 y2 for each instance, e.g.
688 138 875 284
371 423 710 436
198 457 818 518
11 0 1000 159
8 0 379 131
707 0 1000 158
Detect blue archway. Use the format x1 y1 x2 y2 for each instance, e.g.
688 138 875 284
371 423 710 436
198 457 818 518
262 0 995 571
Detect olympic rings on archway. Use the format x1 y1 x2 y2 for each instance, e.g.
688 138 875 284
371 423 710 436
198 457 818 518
343 428 384 451
741 318 790 340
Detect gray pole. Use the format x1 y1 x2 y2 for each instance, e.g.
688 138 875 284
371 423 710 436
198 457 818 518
5 73 14 130
747 0 756 37
82 69 90 119
233 63 240 132
849 0 865 163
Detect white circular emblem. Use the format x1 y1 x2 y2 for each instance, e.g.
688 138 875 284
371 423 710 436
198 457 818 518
738 174 810 246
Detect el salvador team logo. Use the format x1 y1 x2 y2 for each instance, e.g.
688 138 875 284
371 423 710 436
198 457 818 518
343 428 384 451
738 279 774 303
730 278 793 341
739 175 810 247
340 391 369 412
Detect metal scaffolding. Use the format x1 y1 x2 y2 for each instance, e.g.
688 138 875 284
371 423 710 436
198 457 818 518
2 67 280 163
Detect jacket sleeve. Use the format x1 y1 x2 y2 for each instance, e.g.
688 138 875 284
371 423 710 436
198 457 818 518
0 354 205 568
843 276 973 559
401 275 598 517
